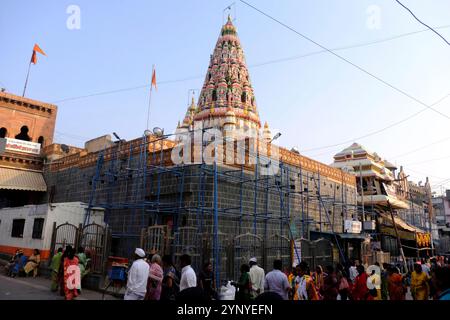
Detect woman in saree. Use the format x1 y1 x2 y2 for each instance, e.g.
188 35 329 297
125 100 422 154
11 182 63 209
411 263 430 300
387 266 406 300
24 249 40 277
351 265 369 300
234 264 252 301
76 247 89 280
63 247 80 300
312 265 325 297
145 254 164 300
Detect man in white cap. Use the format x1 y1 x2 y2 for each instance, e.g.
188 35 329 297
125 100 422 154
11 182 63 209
249 257 265 298
124 248 150 300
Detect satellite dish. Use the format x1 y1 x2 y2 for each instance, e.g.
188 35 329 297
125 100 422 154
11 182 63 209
342 166 355 174
144 129 152 137
152 127 164 137
60 144 70 153
290 147 300 154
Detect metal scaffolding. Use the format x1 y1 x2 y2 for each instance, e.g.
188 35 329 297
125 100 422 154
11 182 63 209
82 129 362 287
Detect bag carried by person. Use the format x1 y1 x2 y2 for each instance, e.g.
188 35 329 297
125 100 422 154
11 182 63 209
339 277 349 291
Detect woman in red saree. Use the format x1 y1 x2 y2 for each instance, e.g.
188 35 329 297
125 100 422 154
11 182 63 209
351 265 368 300
387 267 406 300
63 247 80 300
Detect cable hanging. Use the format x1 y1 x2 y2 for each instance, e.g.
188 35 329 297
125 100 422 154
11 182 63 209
395 0 450 46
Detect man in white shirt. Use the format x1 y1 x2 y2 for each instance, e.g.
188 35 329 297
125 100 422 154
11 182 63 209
349 260 360 284
124 248 150 300
179 254 197 292
264 259 290 300
249 257 265 298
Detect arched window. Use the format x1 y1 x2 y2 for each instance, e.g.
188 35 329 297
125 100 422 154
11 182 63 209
0 127 6 138
15 126 31 141
38 136 44 146
241 92 247 103
212 89 217 101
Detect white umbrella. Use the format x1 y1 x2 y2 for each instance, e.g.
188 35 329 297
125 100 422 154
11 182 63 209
367 265 381 276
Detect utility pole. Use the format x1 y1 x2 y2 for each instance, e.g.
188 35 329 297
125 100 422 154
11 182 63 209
359 163 365 222
387 200 408 273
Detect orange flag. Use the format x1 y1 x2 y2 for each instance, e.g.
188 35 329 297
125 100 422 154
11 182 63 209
151 68 157 91
30 44 46 64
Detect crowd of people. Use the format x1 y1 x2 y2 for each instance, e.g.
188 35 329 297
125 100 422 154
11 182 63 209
4 246 450 301
4 246 90 300
5 248 41 278
124 248 450 301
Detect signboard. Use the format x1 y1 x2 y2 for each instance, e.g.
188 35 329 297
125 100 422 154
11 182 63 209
382 182 397 198
363 220 376 231
292 239 302 267
4 138 41 155
344 220 362 233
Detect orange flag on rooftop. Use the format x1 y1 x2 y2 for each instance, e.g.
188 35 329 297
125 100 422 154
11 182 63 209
151 68 157 91
30 43 46 64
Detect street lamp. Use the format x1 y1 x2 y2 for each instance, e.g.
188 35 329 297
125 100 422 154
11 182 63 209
269 132 282 143
113 132 121 140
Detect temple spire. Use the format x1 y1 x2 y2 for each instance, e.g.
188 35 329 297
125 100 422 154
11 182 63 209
179 16 261 132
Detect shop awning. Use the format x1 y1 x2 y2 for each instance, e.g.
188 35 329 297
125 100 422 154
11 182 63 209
380 212 427 234
379 212 431 246
0 167 47 192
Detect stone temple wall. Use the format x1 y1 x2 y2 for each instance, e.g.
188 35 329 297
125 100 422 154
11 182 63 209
43 150 357 280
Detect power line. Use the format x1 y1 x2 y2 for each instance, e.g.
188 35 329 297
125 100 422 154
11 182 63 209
239 0 450 122
51 75 204 104
251 24 450 68
404 154 450 167
301 93 450 153
404 167 449 181
49 23 450 105
394 0 450 46
389 135 450 159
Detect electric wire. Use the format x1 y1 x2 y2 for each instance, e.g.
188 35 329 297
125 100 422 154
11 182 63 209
394 0 450 46
239 0 450 123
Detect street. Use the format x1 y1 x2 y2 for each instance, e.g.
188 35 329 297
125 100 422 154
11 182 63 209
0 267 118 300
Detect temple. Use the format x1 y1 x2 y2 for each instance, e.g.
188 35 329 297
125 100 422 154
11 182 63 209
0 17 445 288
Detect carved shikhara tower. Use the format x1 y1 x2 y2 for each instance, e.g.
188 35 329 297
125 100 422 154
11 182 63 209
177 16 263 137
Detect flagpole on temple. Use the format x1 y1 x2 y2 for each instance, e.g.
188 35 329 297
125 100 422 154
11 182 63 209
146 64 155 130
22 61 32 97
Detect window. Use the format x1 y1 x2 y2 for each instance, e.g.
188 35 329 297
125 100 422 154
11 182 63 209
32 218 45 239
38 136 44 146
11 219 26 238
15 125 31 141
0 127 6 138
241 92 246 103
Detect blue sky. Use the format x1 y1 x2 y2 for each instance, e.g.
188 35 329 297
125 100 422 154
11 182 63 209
1 0 449 192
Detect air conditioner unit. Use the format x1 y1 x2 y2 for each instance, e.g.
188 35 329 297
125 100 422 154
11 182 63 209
363 220 376 231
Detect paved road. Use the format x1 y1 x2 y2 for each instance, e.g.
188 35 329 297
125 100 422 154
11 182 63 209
0 270 118 300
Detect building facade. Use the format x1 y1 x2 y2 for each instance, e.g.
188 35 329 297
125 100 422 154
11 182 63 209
332 143 433 260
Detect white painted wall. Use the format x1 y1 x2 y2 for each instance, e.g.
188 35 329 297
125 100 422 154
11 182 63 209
0 202 105 256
